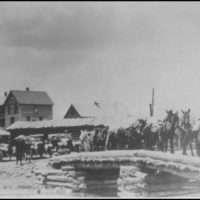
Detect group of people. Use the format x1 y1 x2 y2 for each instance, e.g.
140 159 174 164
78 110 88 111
6 133 76 165
79 109 200 157
79 127 108 152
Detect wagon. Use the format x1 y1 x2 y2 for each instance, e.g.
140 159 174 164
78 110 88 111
28 134 52 158
73 140 82 152
48 133 75 155
0 130 10 160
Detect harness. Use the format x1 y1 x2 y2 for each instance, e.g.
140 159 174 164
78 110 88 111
180 120 193 145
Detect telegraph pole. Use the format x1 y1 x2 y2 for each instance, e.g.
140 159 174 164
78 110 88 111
149 88 155 117
152 88 154 116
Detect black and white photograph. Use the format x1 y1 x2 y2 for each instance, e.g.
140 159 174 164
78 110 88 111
0 1 200 198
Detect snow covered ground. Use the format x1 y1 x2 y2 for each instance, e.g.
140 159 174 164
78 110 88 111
0 150 200 197
0 156 65 197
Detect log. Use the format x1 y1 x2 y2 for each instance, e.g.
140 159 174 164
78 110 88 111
46 175 81 185
45 181 77 189
49 150 200 180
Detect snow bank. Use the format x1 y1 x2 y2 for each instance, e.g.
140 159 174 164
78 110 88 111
49 150 200 180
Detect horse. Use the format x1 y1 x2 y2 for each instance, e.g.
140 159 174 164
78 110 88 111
106 120 143 150
126 125 143 150
66 137 74 153
24 138 32 163
106 129 119 150
80 129 90 152
161 110 179 154
142 122 160 151
80 129 96 152
105 126 129 150
176 109 196 156
193 119 200 157
92 127 108 151
8 136 32 165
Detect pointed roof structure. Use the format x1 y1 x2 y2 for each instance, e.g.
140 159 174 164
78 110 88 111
5 90 54 105
64 101 133 119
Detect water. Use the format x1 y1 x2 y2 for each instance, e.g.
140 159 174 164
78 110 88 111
44 165 200 197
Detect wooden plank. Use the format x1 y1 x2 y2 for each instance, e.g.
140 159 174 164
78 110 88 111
46 175 80 184
45 181 77 189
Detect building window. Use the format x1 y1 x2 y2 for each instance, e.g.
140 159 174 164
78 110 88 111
27 116 30 121
39 116 43 121
8 105 15 114
15 104 18 114
0 119 5 127
10 117 15 125
34 106 38 113
7 106 10 114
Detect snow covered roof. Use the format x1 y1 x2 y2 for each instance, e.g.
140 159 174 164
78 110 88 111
71 104 101 118
0 129 10 136
0 96 6 105
64 101 133 118
98 102 132 117
7 118 96 130
146 116 161 126
108 116 138 131
8 90 54 105
7 116 137 131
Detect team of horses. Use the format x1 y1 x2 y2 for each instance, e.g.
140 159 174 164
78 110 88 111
80 109 200 156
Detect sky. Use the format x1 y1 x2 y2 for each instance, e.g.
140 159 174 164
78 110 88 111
1 2 200 119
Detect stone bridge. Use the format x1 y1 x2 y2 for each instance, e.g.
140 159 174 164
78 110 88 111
49 150 200 180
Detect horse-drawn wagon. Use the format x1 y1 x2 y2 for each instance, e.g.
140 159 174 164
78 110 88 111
28 134 52 158
48 133 75 155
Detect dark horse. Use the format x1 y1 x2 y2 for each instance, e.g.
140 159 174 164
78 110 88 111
176 109 196 156
92 127 108 151
161 110 179 154
9 137 31 165
126 125 143 150
142 122 159 150
106 120 144 150
106 127 128 150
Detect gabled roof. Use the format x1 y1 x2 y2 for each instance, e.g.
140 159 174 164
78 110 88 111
8 90 53 105
71 104 101 118
64 101 133 118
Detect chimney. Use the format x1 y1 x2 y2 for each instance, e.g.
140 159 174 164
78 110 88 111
94 101 100 108
26 87 29 92
4 92 7 97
